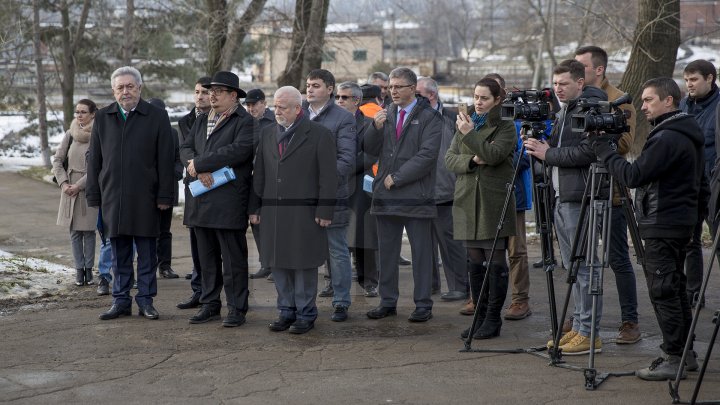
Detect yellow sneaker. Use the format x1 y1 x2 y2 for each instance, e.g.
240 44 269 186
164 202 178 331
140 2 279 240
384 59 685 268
559 334 602 355
547 330 578 348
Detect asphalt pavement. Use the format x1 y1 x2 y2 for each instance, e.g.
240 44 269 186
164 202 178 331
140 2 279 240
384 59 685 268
1 171 719 404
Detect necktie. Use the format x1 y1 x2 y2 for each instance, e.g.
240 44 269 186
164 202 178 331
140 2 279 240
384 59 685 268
396 109 406 140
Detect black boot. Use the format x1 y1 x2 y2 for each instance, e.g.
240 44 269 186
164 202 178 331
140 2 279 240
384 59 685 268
84 268 95 285
461 263 488 339
75 269 85 286
474 263 509 339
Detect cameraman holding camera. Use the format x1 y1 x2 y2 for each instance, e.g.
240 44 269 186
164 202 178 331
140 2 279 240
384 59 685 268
574 46 641 344
593 78 707 380
524 59 607 355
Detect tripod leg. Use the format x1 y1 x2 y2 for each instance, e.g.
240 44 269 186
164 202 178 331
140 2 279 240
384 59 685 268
672 224 720 394
691 311 720 405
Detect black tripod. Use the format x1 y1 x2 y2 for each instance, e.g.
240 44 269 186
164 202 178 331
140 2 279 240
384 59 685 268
543 159 643 390
459 121 554 354
669 224 720 405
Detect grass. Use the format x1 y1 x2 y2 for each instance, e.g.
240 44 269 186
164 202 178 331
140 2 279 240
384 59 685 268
19 165 53 183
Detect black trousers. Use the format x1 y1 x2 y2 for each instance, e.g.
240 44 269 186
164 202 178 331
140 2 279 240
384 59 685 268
194 227 249 314
156 207 173 270
189 227 202 294
643 237 693 356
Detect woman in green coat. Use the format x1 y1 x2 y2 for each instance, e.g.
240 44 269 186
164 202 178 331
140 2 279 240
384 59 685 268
445 78 517 339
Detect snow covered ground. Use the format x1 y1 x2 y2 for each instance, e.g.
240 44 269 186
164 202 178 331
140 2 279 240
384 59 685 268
0 250 75 302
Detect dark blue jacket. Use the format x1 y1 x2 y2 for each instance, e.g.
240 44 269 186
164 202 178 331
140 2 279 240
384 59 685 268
680 85 719 179
303 99 356 227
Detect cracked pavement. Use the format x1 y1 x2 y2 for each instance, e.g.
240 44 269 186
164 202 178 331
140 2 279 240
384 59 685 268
1 172 720 404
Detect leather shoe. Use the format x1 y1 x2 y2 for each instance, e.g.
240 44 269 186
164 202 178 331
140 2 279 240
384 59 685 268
459 298 475 316
269 317 295 332
138 304 160 320
364 285 378 297
318 283 334 297
176 292 201 309
159 267 179 279
185 272 192 280
366 306 397 319
249 267 271 279
533 258 557 269
441 291 468 301
189 306 221 324
99 304 131 320
266 273 274 282
398 255 412 265
288 319 315 334
331 305 348 322
408 308 433 322
222 310 246 327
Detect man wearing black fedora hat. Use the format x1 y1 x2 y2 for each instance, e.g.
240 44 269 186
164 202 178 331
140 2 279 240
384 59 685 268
180 71 256 327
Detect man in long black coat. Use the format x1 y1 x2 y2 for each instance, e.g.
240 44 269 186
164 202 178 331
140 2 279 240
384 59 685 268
180 71 256 327
250 86 338 334
86 66 175 320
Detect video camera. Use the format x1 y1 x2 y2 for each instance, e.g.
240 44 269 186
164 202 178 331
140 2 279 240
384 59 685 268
571 93 632 135
500 89 554 122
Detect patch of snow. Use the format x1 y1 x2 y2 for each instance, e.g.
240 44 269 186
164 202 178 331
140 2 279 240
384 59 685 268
0 250 74 301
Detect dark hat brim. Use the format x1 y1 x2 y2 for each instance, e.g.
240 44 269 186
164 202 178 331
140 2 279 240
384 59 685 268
202 82 247 99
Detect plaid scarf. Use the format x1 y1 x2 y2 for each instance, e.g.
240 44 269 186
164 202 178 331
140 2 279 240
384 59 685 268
206 104 239 138
471 111 488 131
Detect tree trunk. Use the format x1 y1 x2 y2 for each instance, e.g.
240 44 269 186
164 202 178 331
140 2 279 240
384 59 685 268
33 0 50 168
220 0 267 70
277 0 312 88
299 0 329 83
122 0 134 66
206 0 229 75
58 0 91 130
619 0 680 156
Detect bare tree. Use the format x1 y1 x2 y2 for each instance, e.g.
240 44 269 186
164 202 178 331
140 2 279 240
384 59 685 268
55 0 91 130
32 0 50 167
206 0 267 75
122 0 134 65
277 0 330 89
619 0 680 155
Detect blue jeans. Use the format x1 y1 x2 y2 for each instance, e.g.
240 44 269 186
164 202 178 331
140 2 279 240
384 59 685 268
608 207 638 323
98 238 113 282
554 199 602 337
327 225 352 308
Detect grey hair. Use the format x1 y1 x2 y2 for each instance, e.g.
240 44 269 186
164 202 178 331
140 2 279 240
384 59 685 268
389 67 417 85
368 71 389 82
337 81 363 100
274 86 302 106
111 66 143 87
417 77 438 95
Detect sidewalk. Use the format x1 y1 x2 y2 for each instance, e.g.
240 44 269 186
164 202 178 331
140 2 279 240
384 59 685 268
1 171 719 404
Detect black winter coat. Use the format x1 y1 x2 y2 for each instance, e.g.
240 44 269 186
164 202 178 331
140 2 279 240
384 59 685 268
86 99 175 238
180 106 255 230
364 97 442 218
252 117 338 269
544 86 607 203
434 104 458 204
596 112 709 239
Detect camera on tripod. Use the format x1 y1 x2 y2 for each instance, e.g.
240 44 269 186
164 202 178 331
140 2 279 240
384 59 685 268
571 93 632 135
500 89 554 123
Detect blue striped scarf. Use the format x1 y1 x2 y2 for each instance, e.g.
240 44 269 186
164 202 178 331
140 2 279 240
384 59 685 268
471 112 488 131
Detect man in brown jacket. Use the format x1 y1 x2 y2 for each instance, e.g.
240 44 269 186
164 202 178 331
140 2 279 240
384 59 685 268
574 46 640 344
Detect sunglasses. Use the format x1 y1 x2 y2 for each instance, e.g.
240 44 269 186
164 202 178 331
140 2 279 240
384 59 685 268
334 95 355 100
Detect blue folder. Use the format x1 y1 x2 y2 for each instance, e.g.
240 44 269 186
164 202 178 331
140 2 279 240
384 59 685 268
188 166 236 197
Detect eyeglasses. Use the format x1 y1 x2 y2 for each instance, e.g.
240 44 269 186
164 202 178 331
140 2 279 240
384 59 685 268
388 84 414 91
334 95 354 100
209 88 231 95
